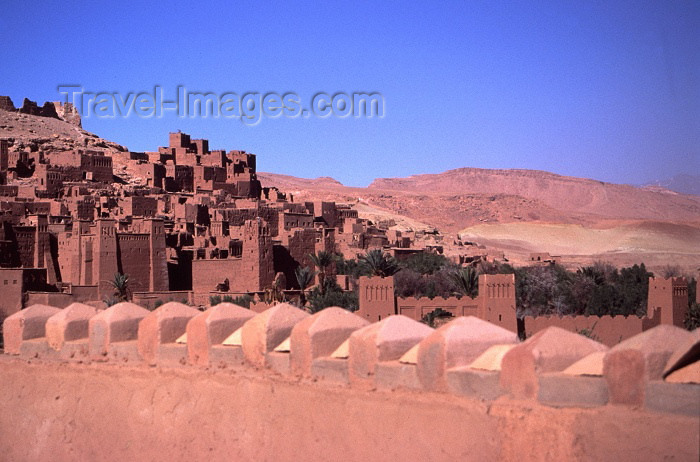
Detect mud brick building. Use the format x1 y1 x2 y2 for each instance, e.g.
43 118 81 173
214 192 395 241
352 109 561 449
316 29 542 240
56 218 168 298
191 219 274 297
0 139 8 184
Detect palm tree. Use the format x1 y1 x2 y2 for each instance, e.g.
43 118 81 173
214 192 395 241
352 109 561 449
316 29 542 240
360 249 400 278
108 272 131 302
295 266 316 308
577 266 605 286
309 251 334 294
449 267 479 297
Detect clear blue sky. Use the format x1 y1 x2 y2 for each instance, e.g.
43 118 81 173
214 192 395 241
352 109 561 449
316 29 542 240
1 1 698 187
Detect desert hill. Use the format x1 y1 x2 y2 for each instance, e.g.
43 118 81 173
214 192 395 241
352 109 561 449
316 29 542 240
257 172 345 191
642 174 700 196
368 167 700 223
0 104 126 156
260 167 700 231
258 169 700 272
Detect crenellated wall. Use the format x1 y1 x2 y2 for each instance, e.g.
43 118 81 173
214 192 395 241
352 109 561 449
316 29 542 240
358 275 688 346
1 356 697 462
522 308 661 347
358 273 519 331
1 301 697 461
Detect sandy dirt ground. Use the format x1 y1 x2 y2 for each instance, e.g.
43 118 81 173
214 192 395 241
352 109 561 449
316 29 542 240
458 220 700 273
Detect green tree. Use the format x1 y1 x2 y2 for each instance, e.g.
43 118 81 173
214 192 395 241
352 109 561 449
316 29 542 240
108 272 130 302
421 308 454 328
684 302 700 330
309 251 334 294
567 271 597 314
615 263 652 316
577 266 606 286
688 278 697 310
661 264 682 278
210 294 252 308
308 279 359 313
295 266 316 308
575 321 600 342
359 249 400 278
515 266 568 316
400 252 449 275
449 267 479 298
230 295 252 308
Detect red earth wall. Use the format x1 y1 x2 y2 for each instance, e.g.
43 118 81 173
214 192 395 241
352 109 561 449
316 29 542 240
0 357 697 462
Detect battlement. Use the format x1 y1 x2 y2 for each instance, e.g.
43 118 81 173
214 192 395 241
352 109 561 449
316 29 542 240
357 273 517 330
357 275 688 347
0 302 697 460
2 303 697 405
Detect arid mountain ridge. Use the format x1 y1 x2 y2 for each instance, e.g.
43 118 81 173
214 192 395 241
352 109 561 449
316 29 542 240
258 169 700 273
259 167 700 230
366 167 700 223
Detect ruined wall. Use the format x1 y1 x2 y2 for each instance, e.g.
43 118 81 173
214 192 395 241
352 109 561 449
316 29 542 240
0 96 16 111
0 96 80 124
51 101 81 126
